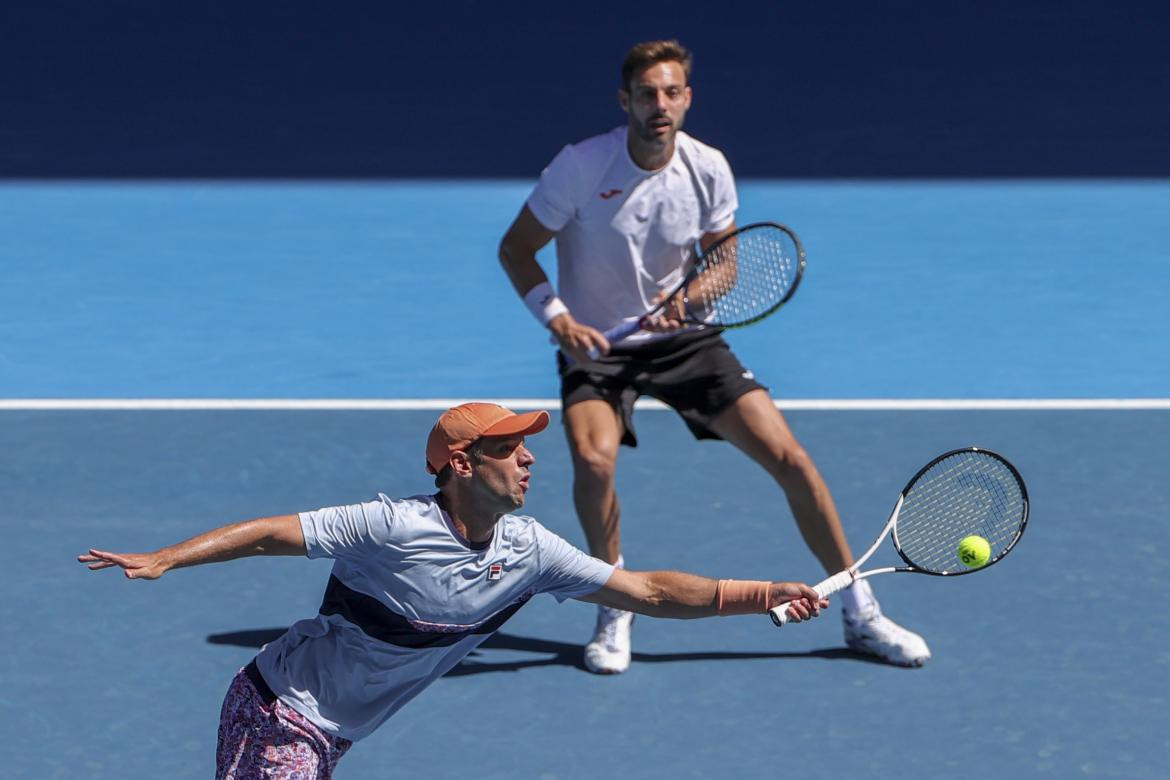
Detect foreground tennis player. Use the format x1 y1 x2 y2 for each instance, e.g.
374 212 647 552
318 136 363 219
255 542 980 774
79 402 828 779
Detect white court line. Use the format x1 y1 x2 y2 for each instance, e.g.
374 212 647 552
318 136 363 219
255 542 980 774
1 398 1168 411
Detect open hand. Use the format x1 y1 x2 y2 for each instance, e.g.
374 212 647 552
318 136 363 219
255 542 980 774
77 549 168 580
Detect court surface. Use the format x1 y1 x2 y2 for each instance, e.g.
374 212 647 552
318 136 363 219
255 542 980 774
2 181 1168 778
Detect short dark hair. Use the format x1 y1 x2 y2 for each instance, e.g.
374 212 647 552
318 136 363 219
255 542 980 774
620 39 693 91
433 438 485 489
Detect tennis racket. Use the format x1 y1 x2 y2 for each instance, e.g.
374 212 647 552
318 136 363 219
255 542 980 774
770 447 1028 627
590 221 805 354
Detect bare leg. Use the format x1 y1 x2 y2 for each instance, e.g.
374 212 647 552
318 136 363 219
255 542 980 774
708 389 854 574
563 399 624 564
565 399 636 674
711 391 931 667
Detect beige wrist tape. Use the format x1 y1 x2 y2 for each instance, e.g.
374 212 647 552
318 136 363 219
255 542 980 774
715 579 774 615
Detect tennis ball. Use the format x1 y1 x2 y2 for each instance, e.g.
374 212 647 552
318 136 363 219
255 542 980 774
958 535 992 568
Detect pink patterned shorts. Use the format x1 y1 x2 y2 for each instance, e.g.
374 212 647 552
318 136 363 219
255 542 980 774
216 662 353 779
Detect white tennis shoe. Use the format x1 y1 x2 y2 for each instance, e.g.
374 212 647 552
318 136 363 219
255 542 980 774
584 605 634 674
843 608 931 668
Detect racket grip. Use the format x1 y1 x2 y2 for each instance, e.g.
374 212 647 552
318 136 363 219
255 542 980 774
769 570 855 627
585 319 644 360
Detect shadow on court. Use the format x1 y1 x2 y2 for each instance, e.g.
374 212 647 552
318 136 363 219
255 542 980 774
206 629 883 673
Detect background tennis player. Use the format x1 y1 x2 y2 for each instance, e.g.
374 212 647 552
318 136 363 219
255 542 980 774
499 39 930 672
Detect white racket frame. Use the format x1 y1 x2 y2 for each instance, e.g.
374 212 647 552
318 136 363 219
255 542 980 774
770 495 905 627
768 446 1027 627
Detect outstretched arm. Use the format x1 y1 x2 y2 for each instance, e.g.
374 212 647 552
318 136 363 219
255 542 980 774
578 568 828 622
77 514 307 580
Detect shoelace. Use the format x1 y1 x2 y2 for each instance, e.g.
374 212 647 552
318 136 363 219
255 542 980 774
852 615 911 644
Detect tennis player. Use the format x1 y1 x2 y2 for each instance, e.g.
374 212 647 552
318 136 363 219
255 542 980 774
79 402 827 779
498 40 930 672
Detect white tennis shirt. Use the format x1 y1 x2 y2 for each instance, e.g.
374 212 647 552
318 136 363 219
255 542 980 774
254 493 613 741
526 125 738 342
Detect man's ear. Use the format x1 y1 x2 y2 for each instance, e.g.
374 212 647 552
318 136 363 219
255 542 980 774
449 450 475 478
617 89 630 114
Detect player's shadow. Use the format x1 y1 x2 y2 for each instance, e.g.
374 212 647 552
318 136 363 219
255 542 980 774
446 634 882 674
206 629 884 672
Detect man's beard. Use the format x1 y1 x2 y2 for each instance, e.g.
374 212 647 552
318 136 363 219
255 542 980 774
636 115 678 143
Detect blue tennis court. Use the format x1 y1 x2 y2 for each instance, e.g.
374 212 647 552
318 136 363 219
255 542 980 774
2 178 1168 778
2 180 1168 399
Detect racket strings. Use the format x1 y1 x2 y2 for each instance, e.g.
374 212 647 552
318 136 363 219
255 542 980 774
894 451 1026 574
687 227 801 326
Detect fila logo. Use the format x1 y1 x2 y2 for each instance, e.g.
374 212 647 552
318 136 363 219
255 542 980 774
599 188 622 200
487 563 503 581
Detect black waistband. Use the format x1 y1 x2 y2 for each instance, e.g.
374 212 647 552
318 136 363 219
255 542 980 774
610 326 725 357
244 658 277 705
557 326 725 371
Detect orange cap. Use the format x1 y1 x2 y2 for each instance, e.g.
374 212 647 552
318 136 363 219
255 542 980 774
425 402 550 475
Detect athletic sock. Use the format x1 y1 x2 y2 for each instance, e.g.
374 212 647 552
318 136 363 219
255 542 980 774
840 578 881 620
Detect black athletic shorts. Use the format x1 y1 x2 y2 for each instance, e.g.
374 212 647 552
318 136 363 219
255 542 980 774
557 328 767 447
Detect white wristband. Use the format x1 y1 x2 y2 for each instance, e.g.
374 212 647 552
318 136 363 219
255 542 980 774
522 282 570 327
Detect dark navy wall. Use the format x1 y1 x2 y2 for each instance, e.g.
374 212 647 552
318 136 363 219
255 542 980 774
2 1 1167 177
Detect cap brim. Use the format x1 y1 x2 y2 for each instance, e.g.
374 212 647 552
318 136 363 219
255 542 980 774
481 409 550 438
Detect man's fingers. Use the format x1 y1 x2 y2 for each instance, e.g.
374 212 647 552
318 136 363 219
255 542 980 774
93 550 131 566
80 550 141 571
642 316 683 333
781 591 828 623
78 548 162 579
575 329 610 359
588 332 611 355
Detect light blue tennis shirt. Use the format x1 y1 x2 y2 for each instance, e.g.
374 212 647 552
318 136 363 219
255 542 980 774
254 493 614 741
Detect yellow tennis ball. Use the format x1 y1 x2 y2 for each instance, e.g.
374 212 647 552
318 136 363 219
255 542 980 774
958 535 992 568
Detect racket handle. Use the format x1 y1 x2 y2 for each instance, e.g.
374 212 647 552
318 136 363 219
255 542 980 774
585 319 644 359
769 570 855 627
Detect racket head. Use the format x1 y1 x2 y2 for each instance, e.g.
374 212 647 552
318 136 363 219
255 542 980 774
891 447 1028 576
681 222 805 328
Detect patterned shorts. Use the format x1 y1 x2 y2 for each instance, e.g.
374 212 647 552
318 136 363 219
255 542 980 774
216 661 353 780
